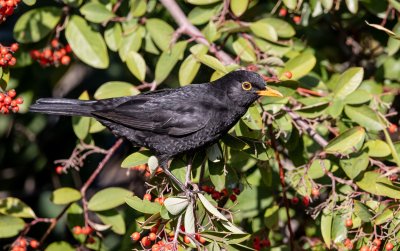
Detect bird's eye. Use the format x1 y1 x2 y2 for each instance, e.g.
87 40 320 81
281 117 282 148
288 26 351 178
242 82 252 91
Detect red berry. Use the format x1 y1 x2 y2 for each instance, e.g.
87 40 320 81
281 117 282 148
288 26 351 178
220 188 228 197
360 246 370 251
55 166 63 174
11 106 19 113
279 8 287 17
0 58 7 66
43 49 52 59
51 39 59 48
144 193 152 201
293 15 301 24
141 236 151 247
4 53 12 60
152 244 160 251
230 194 237 202
4 95 11 104
30 240 40 249
18 238 27 247
311 188 320 197
302 196 310 206
389 123 398 133
198 235 206 244
65 44 72 53
61 55 70 65
233 188 241 195
183 235 191 244
131 232 141 241
15 97 23 104
149 232 157 241
7 89 16 98
150 226 158 233
386 243 394 251
73 226 82 235
284 71 293 79
30 50 40 59
373 238 381 247
0 93 4 101
0 47 8 55
260 239 271 247
82 226 93 235
345 218 353 228
8 57 15 66
212 191 221 200
10 43 18 52
291 197 299 204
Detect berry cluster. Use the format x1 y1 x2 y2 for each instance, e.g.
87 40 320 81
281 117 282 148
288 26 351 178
290 196 311 206
30 39 72 67
345 236 395 251
252 236 271 250
0 89 23 114
0 0 19 23
0 43 18 67
278 7 301 24
131 163 164 178
201 185 240 202
72 225 93 235
131 224 206 251
11 238 39 251
143 193 165 205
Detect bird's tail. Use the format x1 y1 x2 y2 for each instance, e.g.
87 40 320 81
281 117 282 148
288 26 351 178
30 98 97 116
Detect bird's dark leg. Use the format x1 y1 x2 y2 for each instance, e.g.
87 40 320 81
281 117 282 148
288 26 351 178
158 156 191 195
184 154 194 187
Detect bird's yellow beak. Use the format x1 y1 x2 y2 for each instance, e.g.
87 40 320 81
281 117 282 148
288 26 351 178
257 87 283 97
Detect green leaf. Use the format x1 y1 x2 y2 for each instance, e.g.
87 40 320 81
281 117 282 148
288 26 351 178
232 37 256 62
258 18 295 38
195 54 227 73
118 26 144 61
321 209 333 248
45 241 75 251
0 197 36 218
327 99 344 118
281 51 316 80
51 187 81 205
184 203 196 234
0 215 25 238
104 23 122 51
121 150 152 168
375 208 394 225
364 140 391 157
339 152 369 179
125 196 161 214
230 0 248 17
241 105 262 130
63 0 83 7
356 171 400 199
345 0 358 14
187 0 221 5
126 51 146 81
250 22 278 42
343 89 371 104
146 18 174 52
155 41 187 84
264 205 279 229
96 209 126 234
130 0 147 17
80 2 115 23
198 194 227 221
0 67 9 90
66 15 109 69
94 81 140 99
387 21 400 56
325 127 366 155
179 55 201 86
331 212 348 244
72 91 90 140
333 67 364 99
188 4 221 25
14 7 62 43
88 187 133 211
354 200 372 222
283 0 297 10
344 105 385 131
23 0 36 6
164 197 189 215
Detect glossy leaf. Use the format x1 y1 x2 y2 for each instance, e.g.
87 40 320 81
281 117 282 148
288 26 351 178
184 202 196 234
281 51 316 80
343 89 371 104
0 197 36 218
126 51 146 81
283 0 297 10
195 54 227 73
164 197 189 215
321 209 333 248
130 0 147 17
0 215 25 238
339 152 369 179
354 200 372 222
325 127 366 155
364 140 391 157
96 209 126 234
155 41 187 84
51 187 81 205
121 150 152 168
187 0 221 5
14 7 62 43
232 37 256 62
146 18 174 52
387 21 400 55
230 0 248 17
250 21 278 42
333 67 364 99
104 23 122 51
375 208 394 225
259 18 295 38
357 171 400 199
80 2 115 23
198 194 227 221
94 81 140 99
188 4 221 25
118 26 144 61
45 241 75 251
88 187 133 211
66 15 109 69
179 55 201 86
344 105 385 131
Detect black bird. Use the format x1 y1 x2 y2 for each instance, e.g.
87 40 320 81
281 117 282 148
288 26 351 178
30 70 282 191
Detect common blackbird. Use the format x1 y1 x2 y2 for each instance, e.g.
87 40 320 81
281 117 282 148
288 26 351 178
30 70 282 190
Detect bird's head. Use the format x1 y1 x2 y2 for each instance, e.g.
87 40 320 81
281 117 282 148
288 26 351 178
215 70 283 107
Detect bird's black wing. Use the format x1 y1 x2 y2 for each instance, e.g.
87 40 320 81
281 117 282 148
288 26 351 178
92 86 228 136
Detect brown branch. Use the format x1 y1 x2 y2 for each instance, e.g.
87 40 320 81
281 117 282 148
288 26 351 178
159 0 235 65
80 139 123 226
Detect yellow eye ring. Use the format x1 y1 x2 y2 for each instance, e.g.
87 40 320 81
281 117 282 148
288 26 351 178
242 82 252 91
